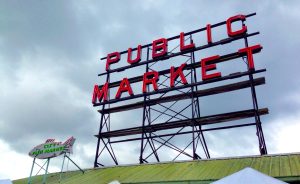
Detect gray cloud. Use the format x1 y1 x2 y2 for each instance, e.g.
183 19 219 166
0 0 300 178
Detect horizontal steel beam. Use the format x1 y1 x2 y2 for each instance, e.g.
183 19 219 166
99 77 265 114
95 108 268 138
109 122 257 144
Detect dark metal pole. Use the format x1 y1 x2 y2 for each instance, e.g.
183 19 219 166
140 46 150 163
243 19 267 155
94 67 111 167
190 35 210 159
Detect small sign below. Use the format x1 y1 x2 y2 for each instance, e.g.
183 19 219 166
28 137 75 159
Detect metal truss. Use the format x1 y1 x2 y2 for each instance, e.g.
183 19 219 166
93 12 267 167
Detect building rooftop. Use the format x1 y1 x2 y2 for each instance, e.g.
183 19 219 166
14 153 300 184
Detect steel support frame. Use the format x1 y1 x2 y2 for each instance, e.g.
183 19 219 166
94 71 118 167
137 36 212 163
28 158 50 184
93 12 267 167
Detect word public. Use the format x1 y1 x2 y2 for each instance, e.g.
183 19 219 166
92 15 261 104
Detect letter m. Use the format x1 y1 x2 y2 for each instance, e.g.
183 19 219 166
92 83 109 104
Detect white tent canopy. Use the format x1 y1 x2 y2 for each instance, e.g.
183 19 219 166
108 180 121 184
211 167 287 184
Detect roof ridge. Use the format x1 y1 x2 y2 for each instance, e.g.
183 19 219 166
89 152 300 171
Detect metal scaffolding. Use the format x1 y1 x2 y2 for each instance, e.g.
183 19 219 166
93 12 267 167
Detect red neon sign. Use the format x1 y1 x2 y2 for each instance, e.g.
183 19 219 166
93 14 261 105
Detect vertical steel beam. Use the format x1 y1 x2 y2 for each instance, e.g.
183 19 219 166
190 35 210 159
243 20 267 155
140 46 150 163
94 63 119 166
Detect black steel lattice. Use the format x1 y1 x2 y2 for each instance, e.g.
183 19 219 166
93 12 267 167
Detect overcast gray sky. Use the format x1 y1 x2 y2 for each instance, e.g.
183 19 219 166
1 0 300 180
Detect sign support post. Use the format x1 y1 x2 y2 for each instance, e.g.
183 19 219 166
42 158 50 184
59 153 67 182
28 157 36 184
64 154 85 173
59 153 85 182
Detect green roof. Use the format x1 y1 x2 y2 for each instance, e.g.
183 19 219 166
14 153 300 184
